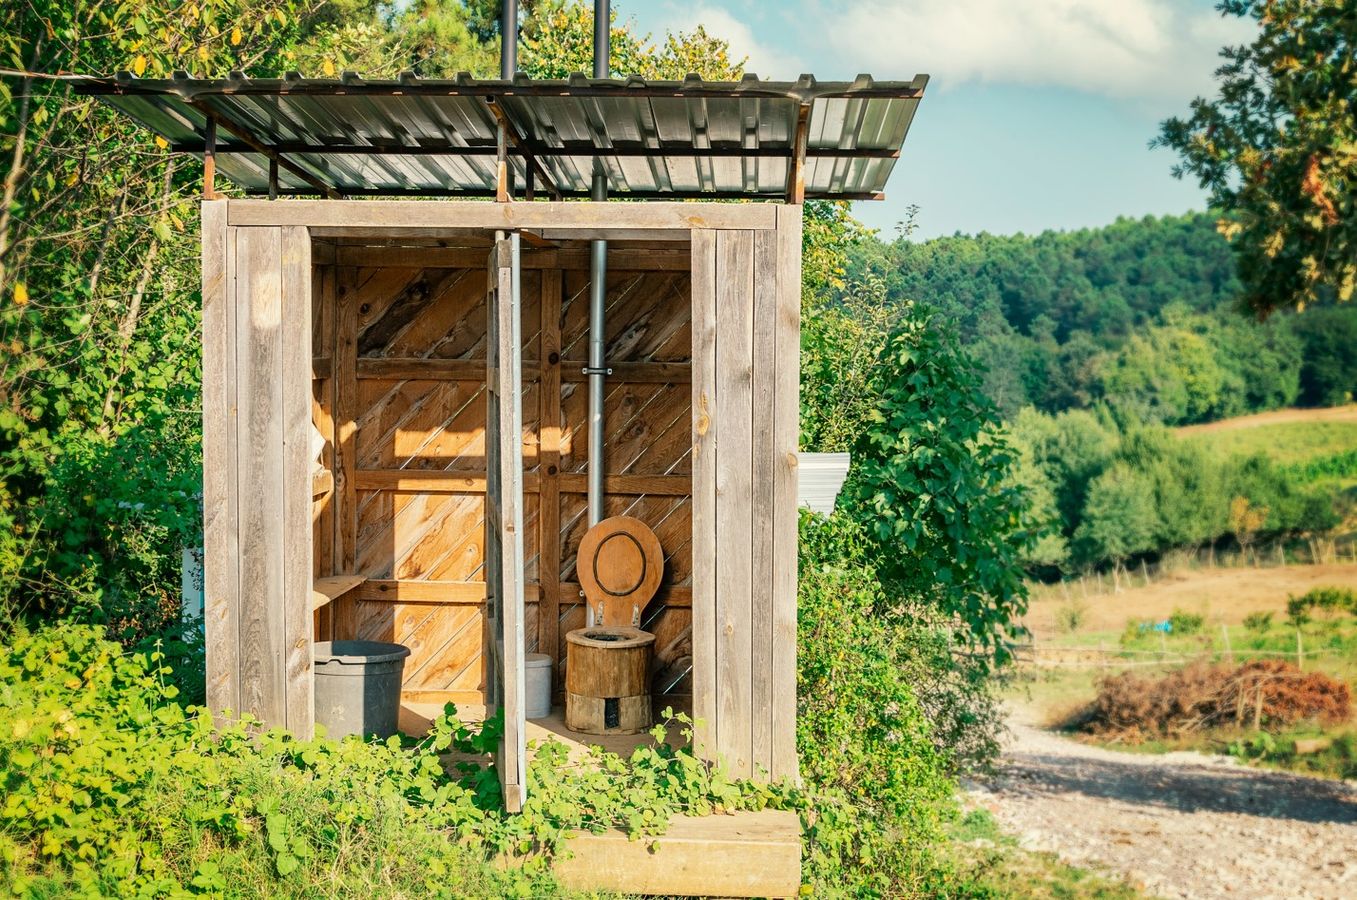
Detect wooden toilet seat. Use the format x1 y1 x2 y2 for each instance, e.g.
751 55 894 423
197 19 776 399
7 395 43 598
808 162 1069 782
576 516 664 627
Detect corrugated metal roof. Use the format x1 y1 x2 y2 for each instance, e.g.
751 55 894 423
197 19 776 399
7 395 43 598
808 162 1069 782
75 72 927 201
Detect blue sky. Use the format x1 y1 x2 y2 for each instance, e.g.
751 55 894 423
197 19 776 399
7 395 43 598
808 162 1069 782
615 0 1253 240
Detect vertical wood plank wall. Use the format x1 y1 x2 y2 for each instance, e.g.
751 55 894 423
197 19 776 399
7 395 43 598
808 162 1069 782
202 211 314 732
692 206 802 781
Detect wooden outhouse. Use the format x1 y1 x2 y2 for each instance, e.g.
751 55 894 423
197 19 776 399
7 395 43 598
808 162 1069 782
81 73 926 808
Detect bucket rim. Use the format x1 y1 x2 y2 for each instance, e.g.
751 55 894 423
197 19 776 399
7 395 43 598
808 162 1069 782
314 640 412 666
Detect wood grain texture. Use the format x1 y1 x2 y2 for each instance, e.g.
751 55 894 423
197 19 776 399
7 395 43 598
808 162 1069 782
312 263 337 640
715 229 755 778
538 270 562 663
228 199 778 231
550 810 802 898
771 206 803 781
689 229 718 760
280 225 314 736
235 226 286 725
303 242 695 714
487 239 526 812
336 244 690 272
751 227 777 776
334 266 359 576
201 201 239 715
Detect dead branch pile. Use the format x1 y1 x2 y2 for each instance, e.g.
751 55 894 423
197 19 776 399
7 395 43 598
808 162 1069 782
1079 660 1350 741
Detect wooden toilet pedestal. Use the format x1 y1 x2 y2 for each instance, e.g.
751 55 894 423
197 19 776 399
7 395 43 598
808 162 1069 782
565 516 664 735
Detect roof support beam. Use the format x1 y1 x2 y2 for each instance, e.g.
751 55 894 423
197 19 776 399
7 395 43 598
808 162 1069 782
487 100 563 200
496 118 510 202
184 97 342 200
202 116 219 200
243 186 884 201
786 103 810 204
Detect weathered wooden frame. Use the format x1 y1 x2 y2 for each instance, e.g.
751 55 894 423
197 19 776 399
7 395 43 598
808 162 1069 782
202 200 801 782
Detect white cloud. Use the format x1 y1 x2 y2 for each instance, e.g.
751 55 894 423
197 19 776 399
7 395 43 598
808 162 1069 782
658 5 808 78
826 0 1254 101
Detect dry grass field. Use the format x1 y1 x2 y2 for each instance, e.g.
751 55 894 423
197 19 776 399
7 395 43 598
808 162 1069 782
1176 403 1357 435
1023 562 1357 642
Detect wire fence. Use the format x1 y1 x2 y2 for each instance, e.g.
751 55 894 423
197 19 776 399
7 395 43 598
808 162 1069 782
1013 637 1347 671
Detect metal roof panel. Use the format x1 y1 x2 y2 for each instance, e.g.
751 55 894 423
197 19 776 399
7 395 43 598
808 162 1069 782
76 73 927 200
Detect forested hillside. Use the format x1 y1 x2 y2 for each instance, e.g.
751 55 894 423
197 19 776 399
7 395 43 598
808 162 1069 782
810 213 1357 577
846 213 1357 422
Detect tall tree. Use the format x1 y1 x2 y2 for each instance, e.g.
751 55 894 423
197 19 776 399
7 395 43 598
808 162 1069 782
1155 0 1357 316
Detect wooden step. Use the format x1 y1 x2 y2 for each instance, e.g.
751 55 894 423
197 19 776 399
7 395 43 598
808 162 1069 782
549 809 801 898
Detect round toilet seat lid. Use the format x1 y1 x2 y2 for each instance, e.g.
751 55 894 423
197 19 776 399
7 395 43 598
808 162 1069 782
577 515 664 626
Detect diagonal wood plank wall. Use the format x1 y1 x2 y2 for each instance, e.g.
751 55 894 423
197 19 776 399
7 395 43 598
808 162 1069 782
316 242 695 703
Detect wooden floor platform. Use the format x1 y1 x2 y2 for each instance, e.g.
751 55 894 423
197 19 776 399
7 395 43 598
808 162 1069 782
400 699 690 759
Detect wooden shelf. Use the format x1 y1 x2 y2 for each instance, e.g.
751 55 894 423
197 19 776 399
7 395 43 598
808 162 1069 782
312 575 366 612
312 468 334 500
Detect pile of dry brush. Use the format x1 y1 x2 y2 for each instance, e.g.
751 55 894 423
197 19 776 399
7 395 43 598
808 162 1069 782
1076 660 1350 742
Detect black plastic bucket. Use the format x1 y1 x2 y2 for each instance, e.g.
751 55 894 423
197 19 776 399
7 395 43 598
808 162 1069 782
313 640 411 740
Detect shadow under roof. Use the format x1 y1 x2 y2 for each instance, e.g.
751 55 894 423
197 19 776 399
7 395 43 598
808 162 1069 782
76 72 928 201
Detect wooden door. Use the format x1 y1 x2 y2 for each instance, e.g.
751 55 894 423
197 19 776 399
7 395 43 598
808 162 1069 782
485 234 527 812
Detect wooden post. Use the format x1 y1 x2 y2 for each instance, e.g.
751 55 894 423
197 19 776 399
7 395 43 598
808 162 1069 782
1297 629 1304 671
690 229 718 764
1159 630 1168 660
201 200 238 715
1221 624 1233 664
769 204 802 782
538 269 562 679
714 228 755 779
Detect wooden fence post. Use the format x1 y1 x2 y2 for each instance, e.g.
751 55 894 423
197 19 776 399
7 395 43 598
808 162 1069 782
1221 624 1233 664
1296 629 1304 671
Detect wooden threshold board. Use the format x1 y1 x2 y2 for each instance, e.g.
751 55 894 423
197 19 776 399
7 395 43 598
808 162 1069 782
548 809 801 898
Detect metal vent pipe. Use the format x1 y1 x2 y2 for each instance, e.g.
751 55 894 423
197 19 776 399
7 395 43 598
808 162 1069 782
586 0 610 531
501 0 517 78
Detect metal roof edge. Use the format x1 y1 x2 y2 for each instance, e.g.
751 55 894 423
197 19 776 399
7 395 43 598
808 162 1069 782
72 71 928 102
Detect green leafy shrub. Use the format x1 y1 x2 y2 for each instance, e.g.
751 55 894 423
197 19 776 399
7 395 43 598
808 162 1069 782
1287 586 1357 627
1243 611 1274 633
1168 609 1205 636
797 511 974 896
0 624 802 897
6 417 202 644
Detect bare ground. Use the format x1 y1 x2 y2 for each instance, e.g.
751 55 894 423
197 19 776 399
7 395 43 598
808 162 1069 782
968 708 1357 899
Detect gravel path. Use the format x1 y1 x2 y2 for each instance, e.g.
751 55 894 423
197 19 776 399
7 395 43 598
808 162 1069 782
967 711 1357 899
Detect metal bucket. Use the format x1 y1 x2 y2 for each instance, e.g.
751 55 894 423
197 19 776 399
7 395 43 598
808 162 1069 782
313 640 411 740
